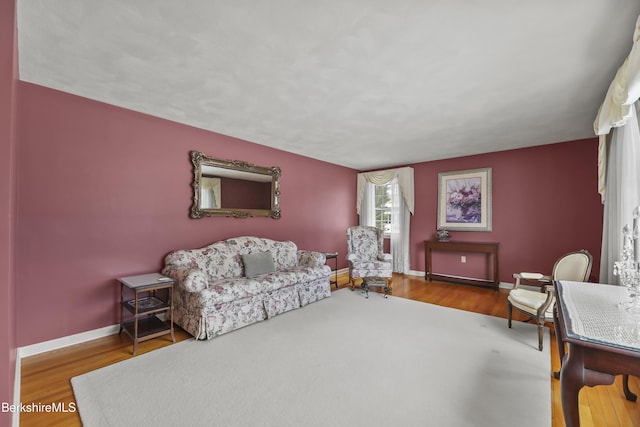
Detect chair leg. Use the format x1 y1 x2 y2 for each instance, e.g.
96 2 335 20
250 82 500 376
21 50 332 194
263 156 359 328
383 278 390 298
537 323 544 351
507 301 512 328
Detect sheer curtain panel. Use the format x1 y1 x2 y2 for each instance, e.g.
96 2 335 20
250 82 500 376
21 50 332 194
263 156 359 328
599 103 640 284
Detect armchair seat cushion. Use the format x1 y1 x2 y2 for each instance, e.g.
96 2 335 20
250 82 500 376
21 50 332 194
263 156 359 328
349 260 393 278
508 288 554 318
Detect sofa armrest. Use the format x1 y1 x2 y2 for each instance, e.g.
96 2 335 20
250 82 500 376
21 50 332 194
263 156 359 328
297 250 326 267
162 266 209 292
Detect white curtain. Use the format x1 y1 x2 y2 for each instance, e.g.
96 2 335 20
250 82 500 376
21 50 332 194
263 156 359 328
359 181 376 227
200 188 216 209
595 14 640 284
599 103 640 284
356 168 414 274
389 177 411 273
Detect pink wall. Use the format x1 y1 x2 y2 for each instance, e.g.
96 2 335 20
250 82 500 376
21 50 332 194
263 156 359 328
15 84 603 349
407 139 603 283
16 83 358 347
0 0 18 420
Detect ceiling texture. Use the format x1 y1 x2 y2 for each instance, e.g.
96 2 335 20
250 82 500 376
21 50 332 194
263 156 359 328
16 0 640 170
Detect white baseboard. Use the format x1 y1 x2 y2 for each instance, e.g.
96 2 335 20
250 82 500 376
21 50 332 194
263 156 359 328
407 269 514 290
17 324 120 359
406 270 425 277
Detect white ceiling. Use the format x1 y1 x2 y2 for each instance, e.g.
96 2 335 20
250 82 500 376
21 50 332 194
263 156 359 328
16 0 640 170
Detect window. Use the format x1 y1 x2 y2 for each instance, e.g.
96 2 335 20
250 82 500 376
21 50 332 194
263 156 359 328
374 183 392 236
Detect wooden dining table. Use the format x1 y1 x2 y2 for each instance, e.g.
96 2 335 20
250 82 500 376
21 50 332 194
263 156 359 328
554 280 640 427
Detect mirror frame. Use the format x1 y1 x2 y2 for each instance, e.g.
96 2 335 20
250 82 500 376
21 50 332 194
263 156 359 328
190 151 281 219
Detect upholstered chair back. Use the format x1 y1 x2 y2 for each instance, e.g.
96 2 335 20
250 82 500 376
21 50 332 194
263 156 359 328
347 226 384 261
552 250 593 282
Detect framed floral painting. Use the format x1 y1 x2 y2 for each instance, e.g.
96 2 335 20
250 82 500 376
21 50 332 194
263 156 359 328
437 168 492 231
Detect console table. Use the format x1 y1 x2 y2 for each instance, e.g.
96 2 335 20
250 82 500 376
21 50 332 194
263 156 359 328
554 280 640 427
424 240 499 289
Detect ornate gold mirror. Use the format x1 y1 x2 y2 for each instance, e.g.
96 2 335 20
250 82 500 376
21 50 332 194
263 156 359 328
190 151 281 219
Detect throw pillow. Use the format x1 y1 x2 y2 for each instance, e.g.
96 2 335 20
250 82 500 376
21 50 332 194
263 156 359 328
242 251 276 278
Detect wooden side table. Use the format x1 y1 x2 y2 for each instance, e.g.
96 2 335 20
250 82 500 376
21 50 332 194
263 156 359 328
324 252 339 289
117 273 176 355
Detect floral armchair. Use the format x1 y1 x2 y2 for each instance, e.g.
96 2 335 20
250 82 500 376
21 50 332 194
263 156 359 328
346 225 393 286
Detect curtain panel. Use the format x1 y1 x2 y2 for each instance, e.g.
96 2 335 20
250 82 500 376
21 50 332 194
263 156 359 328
600 103 640 284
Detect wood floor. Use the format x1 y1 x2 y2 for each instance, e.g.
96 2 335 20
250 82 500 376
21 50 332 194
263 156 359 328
20 273 640 426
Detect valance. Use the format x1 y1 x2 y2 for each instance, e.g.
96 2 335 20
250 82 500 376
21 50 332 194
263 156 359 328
595 14 640 203
356 167 414 215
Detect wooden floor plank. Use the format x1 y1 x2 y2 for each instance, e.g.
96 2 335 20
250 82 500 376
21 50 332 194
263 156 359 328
19 273 640 426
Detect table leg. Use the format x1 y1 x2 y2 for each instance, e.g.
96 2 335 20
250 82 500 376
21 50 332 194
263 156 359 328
561 345 617 427
553 306 565 380
560 346 584 427
623 374 638 402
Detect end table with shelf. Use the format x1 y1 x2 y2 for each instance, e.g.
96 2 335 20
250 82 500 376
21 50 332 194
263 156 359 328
117 273 176 355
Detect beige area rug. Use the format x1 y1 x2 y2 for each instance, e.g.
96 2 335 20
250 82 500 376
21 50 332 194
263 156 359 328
72 289 551 427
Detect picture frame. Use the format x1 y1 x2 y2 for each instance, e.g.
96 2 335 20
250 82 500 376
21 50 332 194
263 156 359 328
437 167 492 231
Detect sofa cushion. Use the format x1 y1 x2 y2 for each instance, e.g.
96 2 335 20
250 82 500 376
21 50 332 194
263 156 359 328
202 278 265 305
242 251 276 278
282 265 332 283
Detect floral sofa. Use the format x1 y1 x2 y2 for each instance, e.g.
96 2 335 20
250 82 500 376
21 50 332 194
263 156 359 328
162 236 331 340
